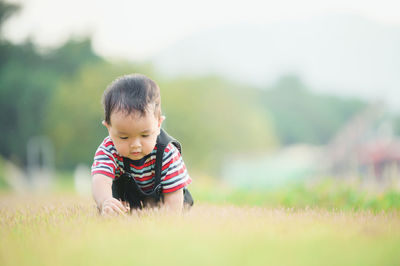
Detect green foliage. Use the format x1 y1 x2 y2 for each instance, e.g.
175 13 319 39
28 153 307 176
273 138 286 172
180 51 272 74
0 5 100 166
192 177 400 211
159 76 277 172
43 38 102 75
0 44 54 163
260 75 367 145
0 0 19 35
0 155 8 189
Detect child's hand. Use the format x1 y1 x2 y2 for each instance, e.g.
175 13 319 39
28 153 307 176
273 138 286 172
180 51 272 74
101 197 129 216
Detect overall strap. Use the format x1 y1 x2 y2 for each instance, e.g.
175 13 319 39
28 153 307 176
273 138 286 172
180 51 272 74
154 142 166 189
122 157 131 173
154 129 182 189
155 129 193 207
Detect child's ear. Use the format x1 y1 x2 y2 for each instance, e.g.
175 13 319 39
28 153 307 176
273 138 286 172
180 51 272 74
158 115 165 128
102 120 110 130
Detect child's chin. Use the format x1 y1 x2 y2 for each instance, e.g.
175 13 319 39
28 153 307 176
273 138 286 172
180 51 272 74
128 154 144 160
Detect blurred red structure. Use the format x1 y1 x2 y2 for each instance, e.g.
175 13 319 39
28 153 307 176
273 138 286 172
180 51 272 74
326 102 400 180
357 139 400 179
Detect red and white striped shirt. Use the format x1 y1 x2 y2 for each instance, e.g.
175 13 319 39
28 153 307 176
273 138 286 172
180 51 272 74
91 136 191 193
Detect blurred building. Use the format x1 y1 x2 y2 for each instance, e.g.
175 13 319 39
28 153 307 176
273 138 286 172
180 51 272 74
326 103 400 181
221 145 321 190
221 103 400 190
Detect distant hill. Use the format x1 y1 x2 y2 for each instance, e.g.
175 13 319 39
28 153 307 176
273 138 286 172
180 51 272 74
153 14 400 109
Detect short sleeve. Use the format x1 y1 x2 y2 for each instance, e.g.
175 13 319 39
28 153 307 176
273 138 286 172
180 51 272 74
160 143 192 193
91 138 118 179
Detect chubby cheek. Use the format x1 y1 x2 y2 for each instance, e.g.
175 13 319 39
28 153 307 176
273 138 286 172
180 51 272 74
112 140 129 157
143 137 158 154
142 145 153 155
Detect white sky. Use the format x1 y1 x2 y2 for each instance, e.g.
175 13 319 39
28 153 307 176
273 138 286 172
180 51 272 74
3 0 400 61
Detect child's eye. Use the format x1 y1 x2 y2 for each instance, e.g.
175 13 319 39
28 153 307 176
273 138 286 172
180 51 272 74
142 135 150 138
119 136 128 140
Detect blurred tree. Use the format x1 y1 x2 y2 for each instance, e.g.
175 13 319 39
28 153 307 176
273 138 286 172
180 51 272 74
260 74 367 145
0 0 101 166
0 0 19 67
0 0 19 36
44 38 101 75
160 76 277 173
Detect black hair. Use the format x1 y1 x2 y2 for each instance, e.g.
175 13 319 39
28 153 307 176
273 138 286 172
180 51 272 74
103 74 161 125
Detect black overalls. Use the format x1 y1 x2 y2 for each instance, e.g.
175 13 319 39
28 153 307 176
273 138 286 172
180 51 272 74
111 129 193 211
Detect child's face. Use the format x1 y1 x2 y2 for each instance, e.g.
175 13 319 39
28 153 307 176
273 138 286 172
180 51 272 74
103 110 164 161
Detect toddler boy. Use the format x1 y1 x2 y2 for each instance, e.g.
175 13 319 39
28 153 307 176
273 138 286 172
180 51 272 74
91 74 192 215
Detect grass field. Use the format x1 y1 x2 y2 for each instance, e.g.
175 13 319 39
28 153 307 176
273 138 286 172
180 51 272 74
1 191 400 266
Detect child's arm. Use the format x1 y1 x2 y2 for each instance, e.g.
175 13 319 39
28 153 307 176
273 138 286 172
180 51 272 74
92 174 129 215
162 189 184 213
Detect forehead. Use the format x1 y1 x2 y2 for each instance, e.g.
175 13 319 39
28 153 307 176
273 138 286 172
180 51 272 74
110 110 158 133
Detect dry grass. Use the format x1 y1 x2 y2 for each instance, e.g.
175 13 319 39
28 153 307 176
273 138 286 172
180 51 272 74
1 192 400 266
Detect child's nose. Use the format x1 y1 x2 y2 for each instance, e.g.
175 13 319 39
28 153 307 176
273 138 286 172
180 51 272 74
130 138 141 148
